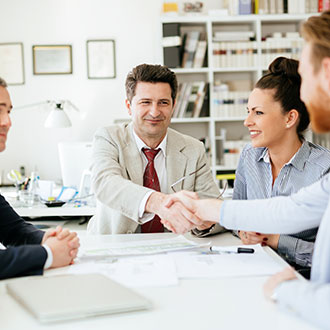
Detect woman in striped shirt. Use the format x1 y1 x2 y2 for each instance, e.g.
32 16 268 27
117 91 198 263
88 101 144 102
234 56 330 273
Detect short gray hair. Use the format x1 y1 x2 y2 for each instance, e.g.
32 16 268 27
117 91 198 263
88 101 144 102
0 77 7 88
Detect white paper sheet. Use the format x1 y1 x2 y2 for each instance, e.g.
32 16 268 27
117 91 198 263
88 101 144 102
67 254 178 288
173 244 284 278
80 235 205 257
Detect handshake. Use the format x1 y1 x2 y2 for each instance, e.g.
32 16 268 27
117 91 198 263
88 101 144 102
41 226 80 268
146 191 223 234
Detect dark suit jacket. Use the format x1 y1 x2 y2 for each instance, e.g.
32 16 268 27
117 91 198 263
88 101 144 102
0 194 47 280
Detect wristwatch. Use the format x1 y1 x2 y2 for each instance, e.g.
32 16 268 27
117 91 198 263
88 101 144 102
192 224 216 237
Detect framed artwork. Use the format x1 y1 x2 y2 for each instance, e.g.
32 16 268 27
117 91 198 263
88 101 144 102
87 39 116 79
0 43 25 85
32 45 72 75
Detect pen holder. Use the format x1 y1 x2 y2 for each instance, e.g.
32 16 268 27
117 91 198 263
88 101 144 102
18 190 35 207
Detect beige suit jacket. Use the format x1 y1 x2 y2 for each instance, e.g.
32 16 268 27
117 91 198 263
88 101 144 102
87 123 222 234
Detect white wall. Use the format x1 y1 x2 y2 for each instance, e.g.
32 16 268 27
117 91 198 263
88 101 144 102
0 0 163 182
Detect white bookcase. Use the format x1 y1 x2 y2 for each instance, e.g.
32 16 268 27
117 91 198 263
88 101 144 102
161 13 316 178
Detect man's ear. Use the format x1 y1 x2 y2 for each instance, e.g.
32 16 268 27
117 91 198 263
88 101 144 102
321 57 330 92
286 109 299 128
171 99 176 115
125 99 132 116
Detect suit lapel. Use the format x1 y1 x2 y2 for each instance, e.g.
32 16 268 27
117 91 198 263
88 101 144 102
166 129 187 193
123 123 144 186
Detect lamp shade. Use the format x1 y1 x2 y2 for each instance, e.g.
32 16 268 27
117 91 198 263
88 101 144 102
15 100 78 128
44 107 72 128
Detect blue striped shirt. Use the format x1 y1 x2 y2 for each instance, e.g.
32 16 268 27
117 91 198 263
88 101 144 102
233 140 330 267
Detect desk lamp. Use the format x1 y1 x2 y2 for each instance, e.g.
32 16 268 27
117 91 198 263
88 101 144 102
15 100 79 128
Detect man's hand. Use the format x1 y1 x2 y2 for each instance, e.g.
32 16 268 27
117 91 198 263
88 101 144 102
239 231 280 249
164 191 223 223
264 267 297 301
145 191 202 234
43 231 80 268
41 226 74 244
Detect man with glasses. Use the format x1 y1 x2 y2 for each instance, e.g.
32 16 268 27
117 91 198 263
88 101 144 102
87 63 223 235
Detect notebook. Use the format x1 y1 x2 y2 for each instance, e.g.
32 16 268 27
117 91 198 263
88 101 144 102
6 273 151 323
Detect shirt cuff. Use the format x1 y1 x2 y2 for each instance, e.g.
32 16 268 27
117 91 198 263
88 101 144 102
277 235 298 263
42 244 53 269
138 191 156 224
219 200 229 227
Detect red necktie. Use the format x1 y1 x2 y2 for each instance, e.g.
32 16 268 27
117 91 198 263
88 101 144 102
141 148 164 233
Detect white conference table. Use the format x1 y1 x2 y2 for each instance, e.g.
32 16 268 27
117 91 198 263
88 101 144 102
1 232 317 330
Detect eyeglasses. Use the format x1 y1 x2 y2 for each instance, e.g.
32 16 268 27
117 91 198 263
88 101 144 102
170 164 206 193
170 163 228 199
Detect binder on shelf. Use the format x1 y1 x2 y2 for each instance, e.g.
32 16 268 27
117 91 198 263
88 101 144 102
163 23 181 68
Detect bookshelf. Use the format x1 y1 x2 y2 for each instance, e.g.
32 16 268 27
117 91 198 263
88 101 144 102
161 13 316 178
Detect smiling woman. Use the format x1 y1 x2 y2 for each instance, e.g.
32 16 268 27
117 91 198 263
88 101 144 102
233 57 330 275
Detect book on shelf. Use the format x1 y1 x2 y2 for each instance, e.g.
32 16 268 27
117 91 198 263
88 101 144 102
199 83 209 118
323 0 330 10
193 35 207 68
163 23 181 68
239 0 252 14
269 0 276 13
193 81 206 118
213 31 255 42
178 83 193 118
275 0 284 13
310 0 317 12
212 40 258 68
184 81 205 118
172 81 208 118
181 31 200 68
173 83 184 118
241 0 320 14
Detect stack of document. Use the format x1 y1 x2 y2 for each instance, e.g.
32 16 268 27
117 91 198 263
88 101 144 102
56 237 285 288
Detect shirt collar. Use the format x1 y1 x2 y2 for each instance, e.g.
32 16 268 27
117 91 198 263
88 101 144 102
132 130 167 157
257 140 310 171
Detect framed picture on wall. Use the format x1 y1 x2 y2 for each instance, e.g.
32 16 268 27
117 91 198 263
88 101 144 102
87 39 116 79
32 45 72 75
0 43 25 85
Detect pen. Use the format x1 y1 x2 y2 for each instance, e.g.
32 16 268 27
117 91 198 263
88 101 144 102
208 246 255 254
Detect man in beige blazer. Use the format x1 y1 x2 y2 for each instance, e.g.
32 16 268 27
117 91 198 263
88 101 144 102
87 64 222 235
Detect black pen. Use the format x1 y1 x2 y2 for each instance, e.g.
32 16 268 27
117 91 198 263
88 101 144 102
208 246 255 254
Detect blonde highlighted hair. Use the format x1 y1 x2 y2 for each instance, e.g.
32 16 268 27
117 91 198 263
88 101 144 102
301 10 330 72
